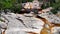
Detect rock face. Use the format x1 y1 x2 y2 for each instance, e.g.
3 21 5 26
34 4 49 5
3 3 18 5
1 11 60 34
0 28 1 34
22 0 43 9
3 15 25 29
1 13 44 34
56 11 60 18
0 21 7 34
51 27 60 34
38 11 60 24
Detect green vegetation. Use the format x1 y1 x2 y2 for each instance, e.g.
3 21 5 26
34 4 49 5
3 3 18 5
0 0 60 14
43 0 60 14
0 0 22 13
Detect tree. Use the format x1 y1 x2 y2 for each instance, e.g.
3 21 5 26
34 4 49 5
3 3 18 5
0 0 22 13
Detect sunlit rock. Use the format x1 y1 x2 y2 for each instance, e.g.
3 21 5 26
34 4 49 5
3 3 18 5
38 8 60 24
1 12 45 34
0 21 7 28
51 27 60 34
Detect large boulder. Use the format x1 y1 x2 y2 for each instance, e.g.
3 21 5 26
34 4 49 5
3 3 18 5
38 11 60 24
1 13 45 34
